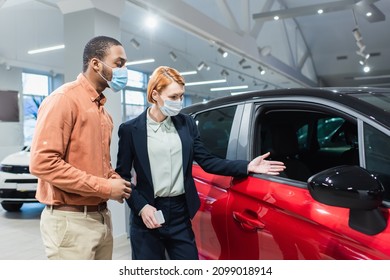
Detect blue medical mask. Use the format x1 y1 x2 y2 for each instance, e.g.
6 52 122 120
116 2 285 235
98 60 128 92
160 99 183 116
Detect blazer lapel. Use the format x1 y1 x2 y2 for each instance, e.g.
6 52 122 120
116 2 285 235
172 116 190 174
133 110 154 187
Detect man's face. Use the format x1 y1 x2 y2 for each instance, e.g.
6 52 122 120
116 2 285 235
99 45 127 82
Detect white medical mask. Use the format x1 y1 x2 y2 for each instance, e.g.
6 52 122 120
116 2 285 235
98 60 128 92
160 99 183 116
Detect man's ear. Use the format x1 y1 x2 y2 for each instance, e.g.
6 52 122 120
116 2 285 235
90 58 101 72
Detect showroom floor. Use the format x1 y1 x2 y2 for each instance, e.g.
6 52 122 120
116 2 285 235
0 203 131 260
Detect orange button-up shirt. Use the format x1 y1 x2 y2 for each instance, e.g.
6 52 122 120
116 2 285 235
30 73 116 205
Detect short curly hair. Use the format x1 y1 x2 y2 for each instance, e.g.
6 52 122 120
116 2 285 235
82 36 122 72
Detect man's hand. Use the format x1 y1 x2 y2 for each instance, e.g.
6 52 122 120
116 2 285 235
108 178 131 203
248 152 286 175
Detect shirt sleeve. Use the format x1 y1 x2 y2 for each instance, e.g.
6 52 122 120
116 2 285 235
29 93 111 199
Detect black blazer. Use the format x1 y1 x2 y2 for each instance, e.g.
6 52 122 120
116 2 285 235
115 109 249 219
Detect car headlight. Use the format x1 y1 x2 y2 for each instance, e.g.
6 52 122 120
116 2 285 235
0 164 13 173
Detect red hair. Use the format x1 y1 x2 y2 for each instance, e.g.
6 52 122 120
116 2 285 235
147 66 185 104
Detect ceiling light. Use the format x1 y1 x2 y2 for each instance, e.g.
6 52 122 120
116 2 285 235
366 12 372 17
125 58 155 66
169 51 177 61
130 38 140 49
220 69 229 76
186 79 226 86
352 28 362 41
180 71 197 76
353 74 390 80
359 60 365 65
238 75 245 82
274 16 280 20
145 16 157 28
356 49 366 58
239 58 246 65
259 46 272 56
197 62 205 71
27 44 65 54
218 47 228 58
204 64 210 71
242 65 251 69
258 66 266 75
363 66 370 73
317 9 324 14
210 85 248 92
356 40 366 51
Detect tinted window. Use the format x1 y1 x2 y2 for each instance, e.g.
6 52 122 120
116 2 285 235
194 106 237 159
364 124 390 201
258 109 358 182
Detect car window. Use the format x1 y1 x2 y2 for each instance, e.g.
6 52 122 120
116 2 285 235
364 123 390 201
194 106 237 159
258 109 358 182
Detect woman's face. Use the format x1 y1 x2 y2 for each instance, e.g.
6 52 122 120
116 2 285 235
154 81 184 106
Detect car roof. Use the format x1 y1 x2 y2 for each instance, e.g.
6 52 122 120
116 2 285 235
182 87 390 128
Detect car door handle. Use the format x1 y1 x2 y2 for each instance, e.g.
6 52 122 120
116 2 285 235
233 210 265 231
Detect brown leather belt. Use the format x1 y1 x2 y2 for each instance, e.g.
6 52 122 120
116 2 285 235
47 202 107 212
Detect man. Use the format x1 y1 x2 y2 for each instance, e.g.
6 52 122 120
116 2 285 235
30 36 132 260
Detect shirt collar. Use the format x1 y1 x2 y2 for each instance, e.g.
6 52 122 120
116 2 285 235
147 109 172 132
77 73 107 106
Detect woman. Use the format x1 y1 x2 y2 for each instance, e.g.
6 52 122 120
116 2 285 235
115 66 285 260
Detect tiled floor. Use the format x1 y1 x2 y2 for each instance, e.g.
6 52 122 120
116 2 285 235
0 203 131 260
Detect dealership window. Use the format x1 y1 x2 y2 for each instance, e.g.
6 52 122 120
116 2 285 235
121 69 194 121
22 72 53 145
122 69 148 121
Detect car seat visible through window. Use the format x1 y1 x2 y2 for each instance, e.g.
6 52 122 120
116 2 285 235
262 123 312 182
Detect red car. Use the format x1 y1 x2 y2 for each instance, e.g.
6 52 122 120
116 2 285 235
181 88 390 260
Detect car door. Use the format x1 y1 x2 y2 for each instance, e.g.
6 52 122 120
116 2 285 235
225 100 390 259
191 105 240 260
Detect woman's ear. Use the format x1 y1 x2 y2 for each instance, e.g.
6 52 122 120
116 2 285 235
151 90 159 103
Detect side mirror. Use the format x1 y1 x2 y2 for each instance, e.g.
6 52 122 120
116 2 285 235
308 165 386 235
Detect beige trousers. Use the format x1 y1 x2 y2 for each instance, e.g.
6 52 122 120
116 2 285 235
40 206 113 260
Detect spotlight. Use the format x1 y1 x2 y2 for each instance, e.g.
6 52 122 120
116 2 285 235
258 66 266 75
363 66 370 73
169 51 177 61
356 49 366 57
242 65 251 69
197 62 205 71
130 38 140 49
356 41 366 51
220 69 229 77
352 28 362 41
239 58 246 65
218 47 228 58
204 64 210 71
238 75 245 82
